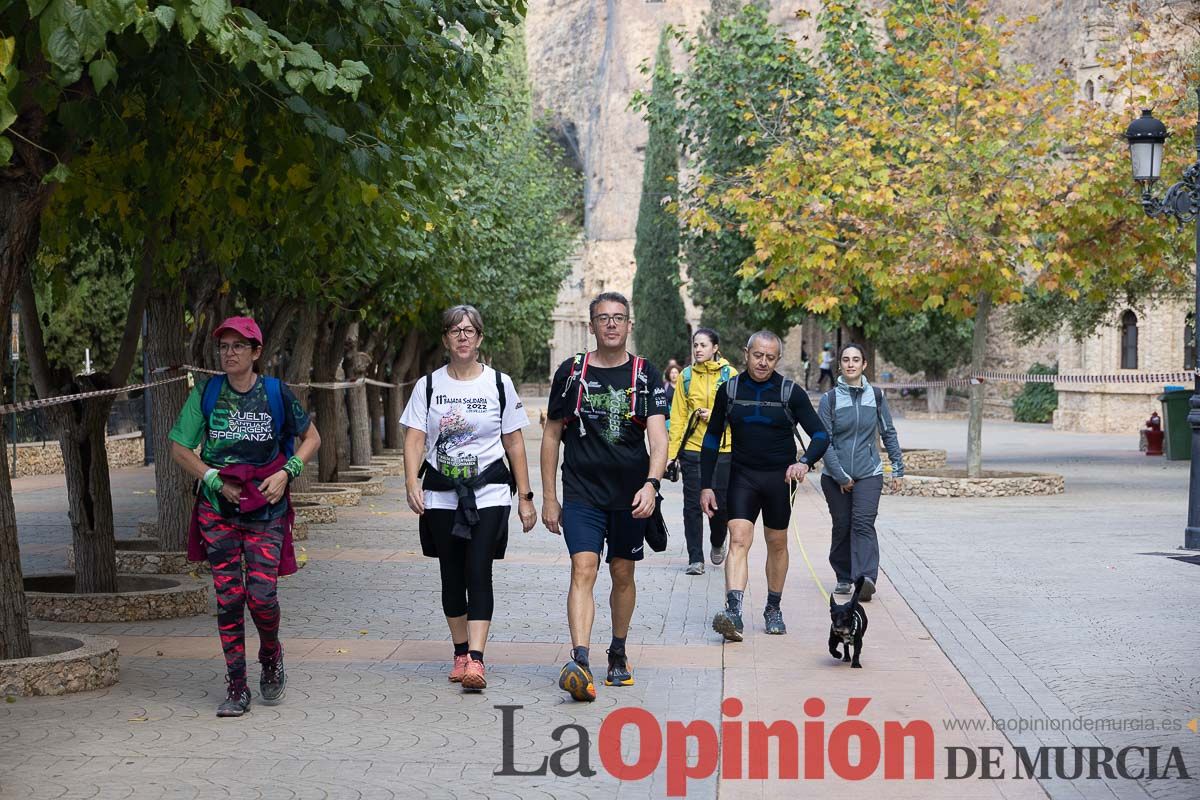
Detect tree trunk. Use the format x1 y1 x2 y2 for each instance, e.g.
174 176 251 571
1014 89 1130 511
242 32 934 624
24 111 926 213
313 316 349 482
926 384 947 414
344 323 372 467
386 330 422 450
146 284 193 551
966 293 991 478
50 400 120 592
0 103 56 659
286 306 320 417
367 383 385 456
0 324 30 661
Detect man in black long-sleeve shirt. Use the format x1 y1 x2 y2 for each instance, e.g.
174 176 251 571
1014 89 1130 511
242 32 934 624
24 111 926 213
700 331 829 642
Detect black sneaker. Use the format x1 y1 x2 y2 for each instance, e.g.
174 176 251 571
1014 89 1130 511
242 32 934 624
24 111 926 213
260 650 286 705
605 648 634 687
712 609 744 642
217 679 251 718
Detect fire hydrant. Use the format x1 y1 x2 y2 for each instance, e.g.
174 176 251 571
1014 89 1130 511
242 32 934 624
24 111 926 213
1144 412 1164 456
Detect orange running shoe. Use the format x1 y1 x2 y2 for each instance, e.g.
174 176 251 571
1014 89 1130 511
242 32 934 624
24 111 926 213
449 654 469 683
461 659 487 691
558 659 597 702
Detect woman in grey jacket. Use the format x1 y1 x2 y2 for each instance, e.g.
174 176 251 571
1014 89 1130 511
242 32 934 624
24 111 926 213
816 344 904 601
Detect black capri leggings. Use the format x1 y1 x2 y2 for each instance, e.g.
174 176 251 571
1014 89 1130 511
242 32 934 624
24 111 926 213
423 506 509 621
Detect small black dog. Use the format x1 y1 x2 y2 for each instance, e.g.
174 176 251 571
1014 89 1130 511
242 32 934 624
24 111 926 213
828 577 869 668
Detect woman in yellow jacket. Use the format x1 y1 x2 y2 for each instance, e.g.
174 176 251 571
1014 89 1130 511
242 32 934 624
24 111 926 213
668 328 735 575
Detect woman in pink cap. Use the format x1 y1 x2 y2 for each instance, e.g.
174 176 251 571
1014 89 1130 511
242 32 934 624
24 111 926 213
169 317 321 717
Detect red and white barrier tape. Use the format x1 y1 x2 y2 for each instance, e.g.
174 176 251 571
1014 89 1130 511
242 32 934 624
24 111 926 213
874 370 1198 390
0 375 189 417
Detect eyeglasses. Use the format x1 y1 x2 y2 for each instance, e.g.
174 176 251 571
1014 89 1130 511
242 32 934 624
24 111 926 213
445 326 479 340
216 342 254 355
592 314 630 326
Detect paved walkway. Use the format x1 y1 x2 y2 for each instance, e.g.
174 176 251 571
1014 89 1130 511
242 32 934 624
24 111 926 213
1 413 1195 799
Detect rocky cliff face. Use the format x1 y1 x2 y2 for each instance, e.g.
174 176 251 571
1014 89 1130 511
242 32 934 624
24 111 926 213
527 1 1197 371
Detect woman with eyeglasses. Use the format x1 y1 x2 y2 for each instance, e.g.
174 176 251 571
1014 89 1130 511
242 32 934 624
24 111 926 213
169 317 321 717
401 305 537 691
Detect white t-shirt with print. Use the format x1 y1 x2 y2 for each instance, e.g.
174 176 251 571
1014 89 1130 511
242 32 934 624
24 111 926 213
400 365 529 511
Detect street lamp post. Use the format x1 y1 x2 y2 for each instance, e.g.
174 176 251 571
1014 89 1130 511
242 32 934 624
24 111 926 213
1124 89 1200 549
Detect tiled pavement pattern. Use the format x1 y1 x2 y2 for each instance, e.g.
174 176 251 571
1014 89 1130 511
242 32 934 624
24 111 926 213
2 411 1196 799
880 419 1199 800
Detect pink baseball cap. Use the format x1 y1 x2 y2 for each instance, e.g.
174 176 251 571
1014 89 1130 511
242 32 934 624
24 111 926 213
212 316 263 344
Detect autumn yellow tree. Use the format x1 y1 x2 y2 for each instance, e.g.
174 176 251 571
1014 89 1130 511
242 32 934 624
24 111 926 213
694 0 1193 476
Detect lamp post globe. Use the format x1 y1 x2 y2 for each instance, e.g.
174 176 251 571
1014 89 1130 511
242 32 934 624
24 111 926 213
1124 109 1168 186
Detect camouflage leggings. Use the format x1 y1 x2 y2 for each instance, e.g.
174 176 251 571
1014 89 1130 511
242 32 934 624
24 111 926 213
197 502 285 683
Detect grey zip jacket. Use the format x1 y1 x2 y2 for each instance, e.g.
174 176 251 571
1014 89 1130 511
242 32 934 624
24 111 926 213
817 375 904 485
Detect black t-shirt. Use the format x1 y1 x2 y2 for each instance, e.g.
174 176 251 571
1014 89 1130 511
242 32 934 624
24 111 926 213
548 354 668 510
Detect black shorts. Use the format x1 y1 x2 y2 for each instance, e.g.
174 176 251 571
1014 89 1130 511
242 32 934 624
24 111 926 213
419 506 509 560
727 466 792 530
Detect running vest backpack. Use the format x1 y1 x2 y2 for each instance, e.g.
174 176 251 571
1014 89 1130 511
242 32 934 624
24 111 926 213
200 375 294 458
559 352 649 437
680 363 732 397
724 374 807 453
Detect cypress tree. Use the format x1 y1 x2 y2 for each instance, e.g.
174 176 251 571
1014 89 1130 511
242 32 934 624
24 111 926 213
632 30 688 371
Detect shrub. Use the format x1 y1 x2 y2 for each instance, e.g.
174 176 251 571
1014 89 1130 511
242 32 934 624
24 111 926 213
1012 363 1058 423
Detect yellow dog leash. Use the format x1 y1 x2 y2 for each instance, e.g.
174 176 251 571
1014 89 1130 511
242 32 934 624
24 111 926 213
789 480 830 603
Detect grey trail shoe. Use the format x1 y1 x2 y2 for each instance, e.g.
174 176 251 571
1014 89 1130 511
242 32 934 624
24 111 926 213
217 680 251 718
259 650 286 705
685 562 704 575
834 581 853 595
710 544 727 566
712 609 744 642
764 606 787 635
860 576 876 602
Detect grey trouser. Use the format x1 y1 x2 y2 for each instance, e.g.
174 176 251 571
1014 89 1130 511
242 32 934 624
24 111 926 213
821 473 883 583
680 451 730 564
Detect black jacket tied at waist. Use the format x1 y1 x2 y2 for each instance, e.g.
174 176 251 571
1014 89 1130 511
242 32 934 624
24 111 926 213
420 458 515 540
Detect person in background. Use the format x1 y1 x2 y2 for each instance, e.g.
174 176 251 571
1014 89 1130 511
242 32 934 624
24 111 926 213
817 343 904 602
818 344 835 390
664 363 682 414
667 328 735 575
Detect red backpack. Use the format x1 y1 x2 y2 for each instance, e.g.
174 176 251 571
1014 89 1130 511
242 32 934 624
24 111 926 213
559 352 650 437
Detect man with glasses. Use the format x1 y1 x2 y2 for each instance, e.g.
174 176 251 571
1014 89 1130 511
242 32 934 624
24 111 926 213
541 292 668 701
169 317 320 717
699 331 829 642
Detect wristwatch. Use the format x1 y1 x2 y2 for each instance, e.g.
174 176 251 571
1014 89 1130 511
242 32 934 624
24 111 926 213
645 478 661 492
519 491 534 501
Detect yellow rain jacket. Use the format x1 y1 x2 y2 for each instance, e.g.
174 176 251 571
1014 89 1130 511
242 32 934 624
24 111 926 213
668 357 736 458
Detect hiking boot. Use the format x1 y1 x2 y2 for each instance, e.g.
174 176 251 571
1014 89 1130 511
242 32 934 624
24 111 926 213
461 659 487 691
449 654 470 683
685 561 704 575
216 679 251 718
710 544 727 566
605 649 634 687
558 658 597 702
259 650 286 705
712 609 744 642
834 581 853 595
764 606 787 635
860 576 876 602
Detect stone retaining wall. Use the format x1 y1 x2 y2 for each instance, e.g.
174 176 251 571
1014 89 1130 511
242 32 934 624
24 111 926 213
25 575 210 622
883 449 948 471
298 486 363 506
0 634 120 697
887 470 1065 498
12 433 144 479
294 502 336 524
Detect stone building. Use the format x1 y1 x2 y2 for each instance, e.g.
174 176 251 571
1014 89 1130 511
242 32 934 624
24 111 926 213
525 0 1198 431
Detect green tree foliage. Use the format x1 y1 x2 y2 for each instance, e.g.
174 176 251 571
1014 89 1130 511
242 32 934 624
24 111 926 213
1012 363 1058 424
631 30 688 370
877 312 973 382
675 3 818 356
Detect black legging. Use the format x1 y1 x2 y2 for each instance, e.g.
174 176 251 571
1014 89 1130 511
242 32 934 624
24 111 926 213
425 506 508 621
